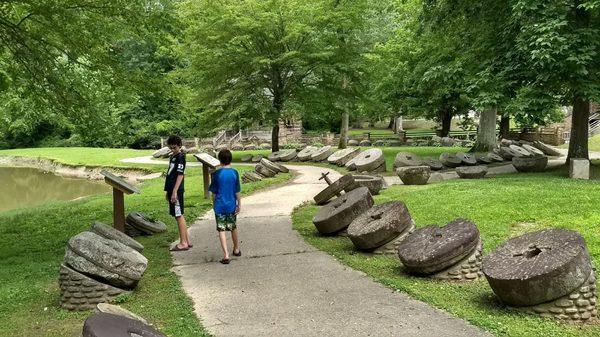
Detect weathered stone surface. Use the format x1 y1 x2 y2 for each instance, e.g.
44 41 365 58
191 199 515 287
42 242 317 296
431 239 484 282
126 212 167 234
346 175 384 195
396 166 431 185
393 152 423 169
354 148 385 172
512 156 548 172
272 149 297 162
260 158 284 173
311 146 334 162
455 152 478 166
533 141 563 157
255 163 277 177
267 152 282 162
439 153 462 168
312 187 374 235
371 222 415 255
328 148 360 166
456 166 488 179
398 219 480 275
440 137 456 147
476 155 493 164
82 313 166 337
251 154 264 163
240 154 253 162
348 139 359 146
64 232 148 289
271 161 289 173
152 147 171 158
498 146 519 160
242 171 263 183
347 201 413 250
314 174 355 205
483 229 592 306
509 145 533 157
521 144 545 157
422 157 444 171
359 140 372 146
96 303 148 324
345 156 358 171
243 144 257 151
365 161 386 173
59 264 130 311
487 153 505 162
570 158 590 180
91 221 144 253
297 146 319 161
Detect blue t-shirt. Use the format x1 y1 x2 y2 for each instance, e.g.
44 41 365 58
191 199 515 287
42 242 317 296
208 167 241 215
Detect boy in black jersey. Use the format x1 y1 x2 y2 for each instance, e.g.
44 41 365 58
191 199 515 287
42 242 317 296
165 135 192 251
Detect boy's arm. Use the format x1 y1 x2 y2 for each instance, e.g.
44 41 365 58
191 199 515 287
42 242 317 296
171 175 184 203
235 192 241 214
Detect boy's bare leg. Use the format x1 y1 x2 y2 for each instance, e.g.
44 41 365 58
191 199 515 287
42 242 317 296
231 228 240 253
218 231 229 259
176 216 189 248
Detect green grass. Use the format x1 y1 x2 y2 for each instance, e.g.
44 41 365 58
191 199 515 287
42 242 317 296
348 128 395 137
292 166 600 337
0 147 154 168
0 150 292 337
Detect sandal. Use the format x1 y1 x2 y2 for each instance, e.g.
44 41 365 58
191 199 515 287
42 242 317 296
233 249 242 257
220 258 230 264
170 245 189 252
188 243 194 248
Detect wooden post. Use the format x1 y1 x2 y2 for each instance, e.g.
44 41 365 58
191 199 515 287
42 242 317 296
113 188 125 232
202 164 210 199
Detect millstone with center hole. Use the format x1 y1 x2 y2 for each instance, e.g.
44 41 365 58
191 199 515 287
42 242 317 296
512 156 548 172
297 146 319 161
64 232 148 289
482 229 593 306
274 149 297 162
396 166 431 185
82 313 166 337
311 146 334 162
393 152 423 169
312 187 374 235
267 152 282 162
126 212 167 234
347 201 413 250
439 153 462 168
91 222 144 253
455 152 477 166
354 148 385 172
255 163 277 177
328 148 360 166
398 219 480 275
260 158 283 173
422 157 444 171
313 174 355 205
346 175 384 195
251 154 264 163
59 264 130 311
456 166 488 179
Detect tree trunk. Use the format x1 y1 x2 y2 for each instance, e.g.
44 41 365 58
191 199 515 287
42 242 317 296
470 107 497 152
271 120 280 152
387 117 395 129
567 96 589 161
439 109 452 137
338 110 349 149
271 90 284 152
500 115 510 140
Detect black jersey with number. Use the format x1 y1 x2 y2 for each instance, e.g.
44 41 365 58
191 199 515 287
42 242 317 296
164 152 186 193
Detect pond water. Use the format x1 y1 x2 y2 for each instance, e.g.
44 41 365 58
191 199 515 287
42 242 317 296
0 166 110 212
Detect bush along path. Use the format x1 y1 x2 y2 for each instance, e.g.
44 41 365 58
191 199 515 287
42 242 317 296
171 164 489 337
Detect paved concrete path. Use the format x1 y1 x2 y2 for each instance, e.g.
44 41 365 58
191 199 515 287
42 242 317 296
169 164 490 337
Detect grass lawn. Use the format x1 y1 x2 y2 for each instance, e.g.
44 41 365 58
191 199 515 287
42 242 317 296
0 148 292 336
0 147 154 168
292 165 600 337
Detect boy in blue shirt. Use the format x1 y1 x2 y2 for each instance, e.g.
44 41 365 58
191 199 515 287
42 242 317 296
164 135 192 251
209 149 242 264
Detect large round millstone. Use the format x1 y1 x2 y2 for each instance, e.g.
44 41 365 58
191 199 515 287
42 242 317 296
521 144 545 157
422 157 444 171
398 219 480 275
271 161 289 173
59 264 130 311
96 303 148 324
126 212 167 234
152 147 171 158
297 146 319 161
267 152 282 162
255 163 277 177
345 156 358 171
314 174 355 205
64 232 148 289
509 145 533 157
396 166 431 185
482 229 593 306
242 171 263 183
359 140 372 146
346 175 385 195
240 154 253 162
393 152 423 169
498 146 519 160
312 187 374 235
311 146 334 162
328 148 360 166
512 156 548 172
251 154 264 163
455 152 477 166
439 153 462 168
91 221 144 253
354 148 385 172
348 139 359 146
476 155 493 164
533 141 563 156
82 313 166 337
260 158 284 173
456 166 488 179
274 149 297 162
347 201 413 250
487 153 505 162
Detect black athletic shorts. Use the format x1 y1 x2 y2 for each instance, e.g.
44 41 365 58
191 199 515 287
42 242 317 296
166 190 184 217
